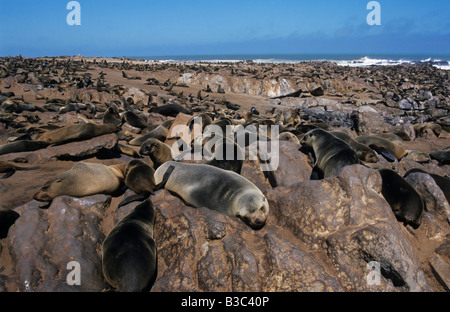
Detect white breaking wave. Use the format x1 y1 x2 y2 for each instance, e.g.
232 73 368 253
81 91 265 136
333 56 413 67
334 56 449 70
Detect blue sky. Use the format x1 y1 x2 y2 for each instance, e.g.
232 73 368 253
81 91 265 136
0 0 449 57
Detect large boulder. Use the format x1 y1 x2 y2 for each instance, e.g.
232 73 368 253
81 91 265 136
266 165 432 291
350 106 391 134
150 190 342 292
404 172 450 223
7 195 111 292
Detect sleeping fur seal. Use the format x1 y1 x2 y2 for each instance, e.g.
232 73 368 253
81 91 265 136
37 123 118 145
154 161 269 230
33 162 125 203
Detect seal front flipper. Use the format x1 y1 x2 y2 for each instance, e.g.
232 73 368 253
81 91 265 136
371 146 396 163
118 193 150 209
1 170 15 179
154 164 175 192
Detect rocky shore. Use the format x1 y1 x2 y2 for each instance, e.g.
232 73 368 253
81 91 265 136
0 56 449 292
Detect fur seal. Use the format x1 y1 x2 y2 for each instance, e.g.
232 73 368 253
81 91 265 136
102 199 157 292
0 160 39 179
405 150 431 163
354 135 407 161
430 149 450 165
277 131 300 144
33 162 125 203
102 106 122 127
139 138 174 169
300 128 359 178
37 123 118 145
118 160 157 208
121 111 148 129
0 140 49 156
204 137 244 174
414 123 442 138
378 169 424 228
154 161 269 229
148 103 191 117
188 113 212 132
129 123 170 146
330 131 379 163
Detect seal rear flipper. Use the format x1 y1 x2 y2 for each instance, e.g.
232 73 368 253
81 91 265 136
118 193 150 209
38 201 52 209
1 169 15 179
310 166 324 180
371 145 396 162
154 164 175 192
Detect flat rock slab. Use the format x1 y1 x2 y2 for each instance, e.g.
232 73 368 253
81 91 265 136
0 133 118 163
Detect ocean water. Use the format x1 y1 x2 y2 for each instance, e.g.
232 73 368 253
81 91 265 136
130 54 450 70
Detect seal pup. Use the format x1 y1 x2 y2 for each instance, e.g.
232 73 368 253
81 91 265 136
154 161 269 230
405 150 431 163
102 199 157 292
277 131 300 145
139 138 174 169
118 160 156 208
379 169 424 228
300 128 359 178
414 123 442 138
33 162 125 203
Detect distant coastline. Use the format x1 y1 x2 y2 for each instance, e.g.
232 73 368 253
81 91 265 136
128 54 450 70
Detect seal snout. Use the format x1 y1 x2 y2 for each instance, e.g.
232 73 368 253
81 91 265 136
33 191 50 202
250 218 267 230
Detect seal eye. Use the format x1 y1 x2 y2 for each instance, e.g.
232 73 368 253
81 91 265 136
141 145 150 155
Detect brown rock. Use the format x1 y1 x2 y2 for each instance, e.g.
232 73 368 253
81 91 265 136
267 165 432 291
350 106 391 134
405 172 450 222
150 190 342 292
241 141 312 192
429 253 450 291
7 195 111 292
